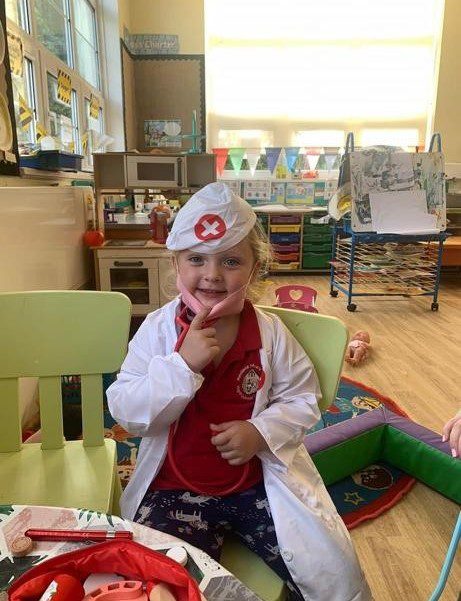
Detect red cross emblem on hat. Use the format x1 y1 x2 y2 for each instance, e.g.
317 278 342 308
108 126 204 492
194 214 226 241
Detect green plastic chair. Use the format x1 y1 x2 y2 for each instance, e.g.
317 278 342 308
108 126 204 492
0 291 131 515
220 306 349 601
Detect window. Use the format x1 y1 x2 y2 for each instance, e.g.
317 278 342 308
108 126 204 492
6 0 105 169
73 0 99 88
83 95 103 166
11 57 37 150
205 0 444 150
5 0 29 31
34 0 72 65
47 72 79 151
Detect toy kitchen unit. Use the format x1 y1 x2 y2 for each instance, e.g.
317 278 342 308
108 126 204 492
93 152 216 315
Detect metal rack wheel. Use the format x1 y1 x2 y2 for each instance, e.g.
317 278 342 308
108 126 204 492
347 303 357 312
431 302 439 311
330 290 339 297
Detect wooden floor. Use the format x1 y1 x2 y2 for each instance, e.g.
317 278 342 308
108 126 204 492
260 273 461 601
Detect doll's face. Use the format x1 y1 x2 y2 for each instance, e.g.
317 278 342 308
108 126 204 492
353 330 370 343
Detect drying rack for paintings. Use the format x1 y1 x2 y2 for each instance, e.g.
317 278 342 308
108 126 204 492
329 133 448 312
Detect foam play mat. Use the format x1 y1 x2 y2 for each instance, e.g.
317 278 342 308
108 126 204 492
61 374 460 529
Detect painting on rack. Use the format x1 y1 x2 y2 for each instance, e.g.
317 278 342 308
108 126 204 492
347 149 445 232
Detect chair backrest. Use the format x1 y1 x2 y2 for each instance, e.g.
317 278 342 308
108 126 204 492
0 291 131 453
259 305 348 411
274 285 318 313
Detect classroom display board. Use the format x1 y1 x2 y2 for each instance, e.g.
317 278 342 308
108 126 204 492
121 42 205 154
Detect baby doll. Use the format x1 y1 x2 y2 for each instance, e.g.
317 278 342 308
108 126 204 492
345 330 371 366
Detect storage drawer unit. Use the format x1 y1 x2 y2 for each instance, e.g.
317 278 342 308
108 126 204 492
256 208 332 273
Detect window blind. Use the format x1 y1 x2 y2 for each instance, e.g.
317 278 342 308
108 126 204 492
205 0 444 150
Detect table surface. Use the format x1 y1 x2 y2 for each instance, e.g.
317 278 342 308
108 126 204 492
0 505 261 601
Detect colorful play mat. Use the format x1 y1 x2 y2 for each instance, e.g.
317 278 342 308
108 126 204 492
61 374 416 530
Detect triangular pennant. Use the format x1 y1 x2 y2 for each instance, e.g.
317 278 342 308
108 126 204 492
228 147 245 176
284 147 300 174
245 149 261 176
324 148 339 171
265 147 282 174
212 148 229 177
18 94 33 131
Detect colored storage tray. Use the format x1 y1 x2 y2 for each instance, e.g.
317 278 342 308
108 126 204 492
270 233 300 244
270 261 300 270
270 215 302 224
302 252 331 269
272 243 300 253
270 224 301 233
303 231 332 243
273 252 300 261
303 223 332 235
303 242 332 253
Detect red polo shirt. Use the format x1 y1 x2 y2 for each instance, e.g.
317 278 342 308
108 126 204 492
152 301 264 495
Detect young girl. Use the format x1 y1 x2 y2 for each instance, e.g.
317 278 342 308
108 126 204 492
107 182 372 601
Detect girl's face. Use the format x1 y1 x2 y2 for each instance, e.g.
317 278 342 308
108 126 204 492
175 237 256 308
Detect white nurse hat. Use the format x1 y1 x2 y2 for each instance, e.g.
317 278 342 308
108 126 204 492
166 182 256 254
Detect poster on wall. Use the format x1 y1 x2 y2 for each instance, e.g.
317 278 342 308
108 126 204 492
144 119 182 148
0 5 20 175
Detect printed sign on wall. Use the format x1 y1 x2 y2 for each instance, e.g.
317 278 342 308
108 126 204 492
57 69 72 106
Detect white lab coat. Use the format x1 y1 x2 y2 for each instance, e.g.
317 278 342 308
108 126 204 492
107 298 372 601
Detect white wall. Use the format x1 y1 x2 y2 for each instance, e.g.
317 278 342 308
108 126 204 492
128 0 204 54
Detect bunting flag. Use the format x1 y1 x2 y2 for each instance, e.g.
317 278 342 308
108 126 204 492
36 122 47 142
265 147 282 174
303 147 322 171
57 69 72 106
245 149 261 176
324 147 340 171
18 94 33 131
89 94 100 120
228 147 245 175
284 147 301 174
212 147 229 177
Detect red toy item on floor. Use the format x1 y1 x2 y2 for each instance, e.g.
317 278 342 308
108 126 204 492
274 285 318 313
8 540 201 601
345 330 371 366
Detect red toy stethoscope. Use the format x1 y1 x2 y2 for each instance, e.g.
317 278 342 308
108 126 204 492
166 305 250 496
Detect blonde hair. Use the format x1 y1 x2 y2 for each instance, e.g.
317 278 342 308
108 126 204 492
246 220 273 302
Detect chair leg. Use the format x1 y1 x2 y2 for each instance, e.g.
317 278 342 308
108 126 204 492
428 511 461 601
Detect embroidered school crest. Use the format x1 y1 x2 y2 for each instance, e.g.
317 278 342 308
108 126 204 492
237 364 264 399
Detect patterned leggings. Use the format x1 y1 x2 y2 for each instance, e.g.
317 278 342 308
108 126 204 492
134 481 304 600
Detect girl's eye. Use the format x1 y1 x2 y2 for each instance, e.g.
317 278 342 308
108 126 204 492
188 256 204 264
224 258 240 268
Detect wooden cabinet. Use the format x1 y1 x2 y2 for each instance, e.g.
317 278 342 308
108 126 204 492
94 243 174 315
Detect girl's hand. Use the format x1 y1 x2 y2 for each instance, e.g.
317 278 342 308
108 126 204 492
210 421 268 465
442 410 461 458
179 308 220 373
